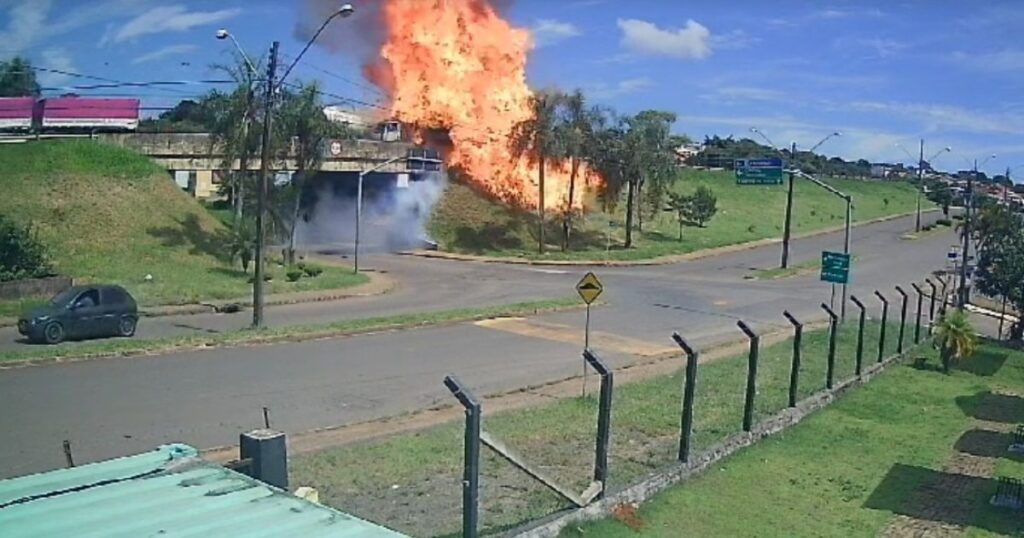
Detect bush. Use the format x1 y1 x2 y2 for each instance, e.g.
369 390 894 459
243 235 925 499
246 273 273 284
286 267 304 282
0 215 52 282
300 263 323 277
936 218 952 227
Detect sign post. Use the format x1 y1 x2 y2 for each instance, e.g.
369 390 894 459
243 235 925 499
735 158 784 185
576 272 604 397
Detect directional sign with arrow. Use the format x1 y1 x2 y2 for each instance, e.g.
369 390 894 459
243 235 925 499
576 272 604 305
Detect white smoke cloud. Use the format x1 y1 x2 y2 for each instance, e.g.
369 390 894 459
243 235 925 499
297 172 447 253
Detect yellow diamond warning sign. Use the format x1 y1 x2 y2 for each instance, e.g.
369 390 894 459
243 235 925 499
576 272 603 305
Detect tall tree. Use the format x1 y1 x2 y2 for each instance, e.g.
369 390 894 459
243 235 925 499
276 82 330 264
209 53 262 220
625 110 677 241
553 90 596 250
0 56 40 97
510 91 563 254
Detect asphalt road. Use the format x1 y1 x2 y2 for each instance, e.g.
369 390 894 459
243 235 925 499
0 212 957 478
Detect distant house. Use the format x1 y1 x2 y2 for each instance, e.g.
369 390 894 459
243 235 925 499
674 143 704 165
870 163 894 179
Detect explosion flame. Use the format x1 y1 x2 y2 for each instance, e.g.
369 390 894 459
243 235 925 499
367 0 597 211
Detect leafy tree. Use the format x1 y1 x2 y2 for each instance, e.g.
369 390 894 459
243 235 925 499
665 192 689 241
208 53 263 221
510 91 564 254
974 211 1024 340
0 56 40 97
933 310 978 373
553 89 597 250
587 108 629 214
627 110 677 235
926 181 953 216
682 186 718 227
276 82 330 264
0 216 52 282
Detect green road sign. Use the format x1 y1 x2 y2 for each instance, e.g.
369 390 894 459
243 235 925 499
820 251 851 284
735 158 784 185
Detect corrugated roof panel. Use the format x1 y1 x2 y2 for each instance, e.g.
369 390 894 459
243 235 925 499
0 444 405 537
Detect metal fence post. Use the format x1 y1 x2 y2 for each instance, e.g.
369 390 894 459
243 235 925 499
821 304 839 389
584 350 613 498
850 296 866 377
783 311 802 407
911 283 924 345
875 291 888 363
895 285 909 354
672 333 698 463
926 278 937 335
443 375 481 538
736 321 759 432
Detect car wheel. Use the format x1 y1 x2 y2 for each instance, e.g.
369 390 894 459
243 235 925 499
43 322 65 345
117 316 137 337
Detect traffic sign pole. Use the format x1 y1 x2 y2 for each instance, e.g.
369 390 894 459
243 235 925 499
576 272 604 398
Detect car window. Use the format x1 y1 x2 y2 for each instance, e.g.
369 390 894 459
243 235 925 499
74 289 100 308
50 288 78 306
102 287 128 305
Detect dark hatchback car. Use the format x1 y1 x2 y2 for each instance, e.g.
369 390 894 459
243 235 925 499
18 285 139 344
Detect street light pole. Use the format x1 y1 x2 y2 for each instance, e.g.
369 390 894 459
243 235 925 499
916 139 924 232
252 41 279 329
959 154 996 310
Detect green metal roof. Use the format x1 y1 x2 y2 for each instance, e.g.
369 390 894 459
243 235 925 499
0 444 406 537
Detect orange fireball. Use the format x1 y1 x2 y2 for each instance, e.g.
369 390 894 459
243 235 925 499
368 0 598 212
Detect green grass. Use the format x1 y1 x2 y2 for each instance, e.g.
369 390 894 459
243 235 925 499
564 340 1024 537
428 170 927 261
289 321 916 537
0 297 581 364
0 140 365 312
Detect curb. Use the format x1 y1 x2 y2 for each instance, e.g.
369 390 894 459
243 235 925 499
402 209 938 267
0 270 397 328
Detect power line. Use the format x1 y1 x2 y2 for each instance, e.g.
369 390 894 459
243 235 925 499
277 51 386 98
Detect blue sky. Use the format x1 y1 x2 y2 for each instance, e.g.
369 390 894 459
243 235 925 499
3 0 1024 177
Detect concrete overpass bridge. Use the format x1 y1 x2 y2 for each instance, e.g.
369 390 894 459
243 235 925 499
99 133 420 198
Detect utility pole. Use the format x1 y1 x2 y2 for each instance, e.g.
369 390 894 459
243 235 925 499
958 160 974 310
781 141 797 269
916 139 924 232
252 41 279 329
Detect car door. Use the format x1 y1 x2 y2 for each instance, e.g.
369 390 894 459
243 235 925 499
68 289 103 339
99 287 129 334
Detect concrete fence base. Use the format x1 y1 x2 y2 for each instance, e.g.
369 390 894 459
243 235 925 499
514 348 914 538
0 276 72 300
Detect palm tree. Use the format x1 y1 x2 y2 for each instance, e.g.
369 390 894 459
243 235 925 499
554 90 595 251
227 217 257 272
510 91 563 254
276 82 330 264
209 53 262 220
934 309 978 373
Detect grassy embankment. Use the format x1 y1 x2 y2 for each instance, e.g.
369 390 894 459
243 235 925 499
567 339 1024 537
428 169 928 261
0 140 366 317
289 321 918 536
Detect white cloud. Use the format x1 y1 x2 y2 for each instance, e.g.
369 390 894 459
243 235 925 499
950 50 1024 72
847 101 1024 135
37 48 76 88
0 0 53 54
711 29 757 51
132 44 198 64
586 77 653 100
530 19 581 47
702 86 786 104
108 5 241 44
617 18 712 60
